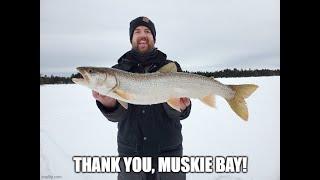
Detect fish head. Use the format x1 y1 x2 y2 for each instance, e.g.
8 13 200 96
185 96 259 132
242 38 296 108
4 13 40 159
72 67 117 93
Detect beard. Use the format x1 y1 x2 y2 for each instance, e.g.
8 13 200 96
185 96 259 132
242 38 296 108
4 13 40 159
132 37 155 54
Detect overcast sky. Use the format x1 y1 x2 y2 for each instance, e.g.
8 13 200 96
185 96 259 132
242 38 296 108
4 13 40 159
40 0 279 76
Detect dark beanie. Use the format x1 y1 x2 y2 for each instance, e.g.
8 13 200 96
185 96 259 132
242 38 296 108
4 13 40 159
129 16 156 43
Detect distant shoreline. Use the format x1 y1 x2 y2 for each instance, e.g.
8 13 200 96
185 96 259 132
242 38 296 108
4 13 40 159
40 68 280 85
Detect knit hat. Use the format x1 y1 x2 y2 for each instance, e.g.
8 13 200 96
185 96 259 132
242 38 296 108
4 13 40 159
129 16 156 43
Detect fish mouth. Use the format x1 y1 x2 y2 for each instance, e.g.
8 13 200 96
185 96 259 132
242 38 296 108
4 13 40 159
72 67 88 84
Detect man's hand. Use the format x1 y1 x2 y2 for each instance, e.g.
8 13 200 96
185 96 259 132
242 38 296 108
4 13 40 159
92 90 117 108
178 97 191 111
167 97 191 111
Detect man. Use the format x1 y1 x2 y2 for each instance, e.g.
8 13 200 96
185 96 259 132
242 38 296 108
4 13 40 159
92 16 191 180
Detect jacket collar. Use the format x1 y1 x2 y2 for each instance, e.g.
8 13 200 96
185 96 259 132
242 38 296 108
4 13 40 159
117 48 167 72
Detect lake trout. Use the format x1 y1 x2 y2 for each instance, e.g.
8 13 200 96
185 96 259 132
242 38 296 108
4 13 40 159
72 63 258 121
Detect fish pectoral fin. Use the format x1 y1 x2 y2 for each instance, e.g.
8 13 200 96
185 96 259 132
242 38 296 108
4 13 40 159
200 94 216 108
166 98 182 112
117 100 128 109
157 62 177 73
114 89 133 101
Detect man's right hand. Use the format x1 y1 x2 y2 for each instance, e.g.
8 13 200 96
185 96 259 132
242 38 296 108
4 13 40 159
92 90 117 108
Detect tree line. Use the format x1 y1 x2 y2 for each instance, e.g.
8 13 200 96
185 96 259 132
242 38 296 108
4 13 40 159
185 68 280 78
40 68 280 85
40 73 80 85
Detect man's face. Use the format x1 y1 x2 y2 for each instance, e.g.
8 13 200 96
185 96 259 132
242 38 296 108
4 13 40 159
131 26 155 54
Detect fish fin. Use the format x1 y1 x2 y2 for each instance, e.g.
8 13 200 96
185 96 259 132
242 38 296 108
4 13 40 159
229 84 259 98
200 94 216 108
157 62 177 73
226 84 258 121
166 98 182 112
114 89 133 100
117 100 128 109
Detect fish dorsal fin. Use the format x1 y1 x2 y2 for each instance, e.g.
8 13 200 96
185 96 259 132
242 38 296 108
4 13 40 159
117 100 128 109
157 62 177 73
114 89 133 101
166 98 182 112
200 94 216 108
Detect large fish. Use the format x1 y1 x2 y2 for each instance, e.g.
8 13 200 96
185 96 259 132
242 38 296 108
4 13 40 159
72 63 258 121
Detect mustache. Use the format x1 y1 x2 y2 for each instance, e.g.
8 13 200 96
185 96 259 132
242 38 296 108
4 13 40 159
137 37 148 42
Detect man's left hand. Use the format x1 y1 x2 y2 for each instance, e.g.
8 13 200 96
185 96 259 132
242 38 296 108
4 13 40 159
179 97 191 111
170 97 190 111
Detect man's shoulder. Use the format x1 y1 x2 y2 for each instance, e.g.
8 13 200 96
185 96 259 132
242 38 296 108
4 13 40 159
164 59 183 72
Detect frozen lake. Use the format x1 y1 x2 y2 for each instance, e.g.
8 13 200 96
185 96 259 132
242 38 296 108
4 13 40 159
40 76 279 180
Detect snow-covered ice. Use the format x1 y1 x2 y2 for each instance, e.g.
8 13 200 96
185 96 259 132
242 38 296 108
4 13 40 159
40 76 279 180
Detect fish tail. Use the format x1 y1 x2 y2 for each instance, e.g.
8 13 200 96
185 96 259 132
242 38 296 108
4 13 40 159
226 84 258 121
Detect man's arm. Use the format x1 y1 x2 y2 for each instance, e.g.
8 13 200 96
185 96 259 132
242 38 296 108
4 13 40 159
93 91 128 122
162 61 192 120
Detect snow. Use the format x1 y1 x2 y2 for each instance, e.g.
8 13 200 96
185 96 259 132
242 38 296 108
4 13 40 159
40 76 279 180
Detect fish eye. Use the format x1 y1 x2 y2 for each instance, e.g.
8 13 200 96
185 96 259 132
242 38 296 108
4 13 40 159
88 69 93 73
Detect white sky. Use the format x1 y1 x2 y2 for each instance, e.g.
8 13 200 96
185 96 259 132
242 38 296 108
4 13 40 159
40 0 280 76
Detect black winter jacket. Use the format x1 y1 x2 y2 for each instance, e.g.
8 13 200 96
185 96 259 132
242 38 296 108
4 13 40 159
96 49 191 156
